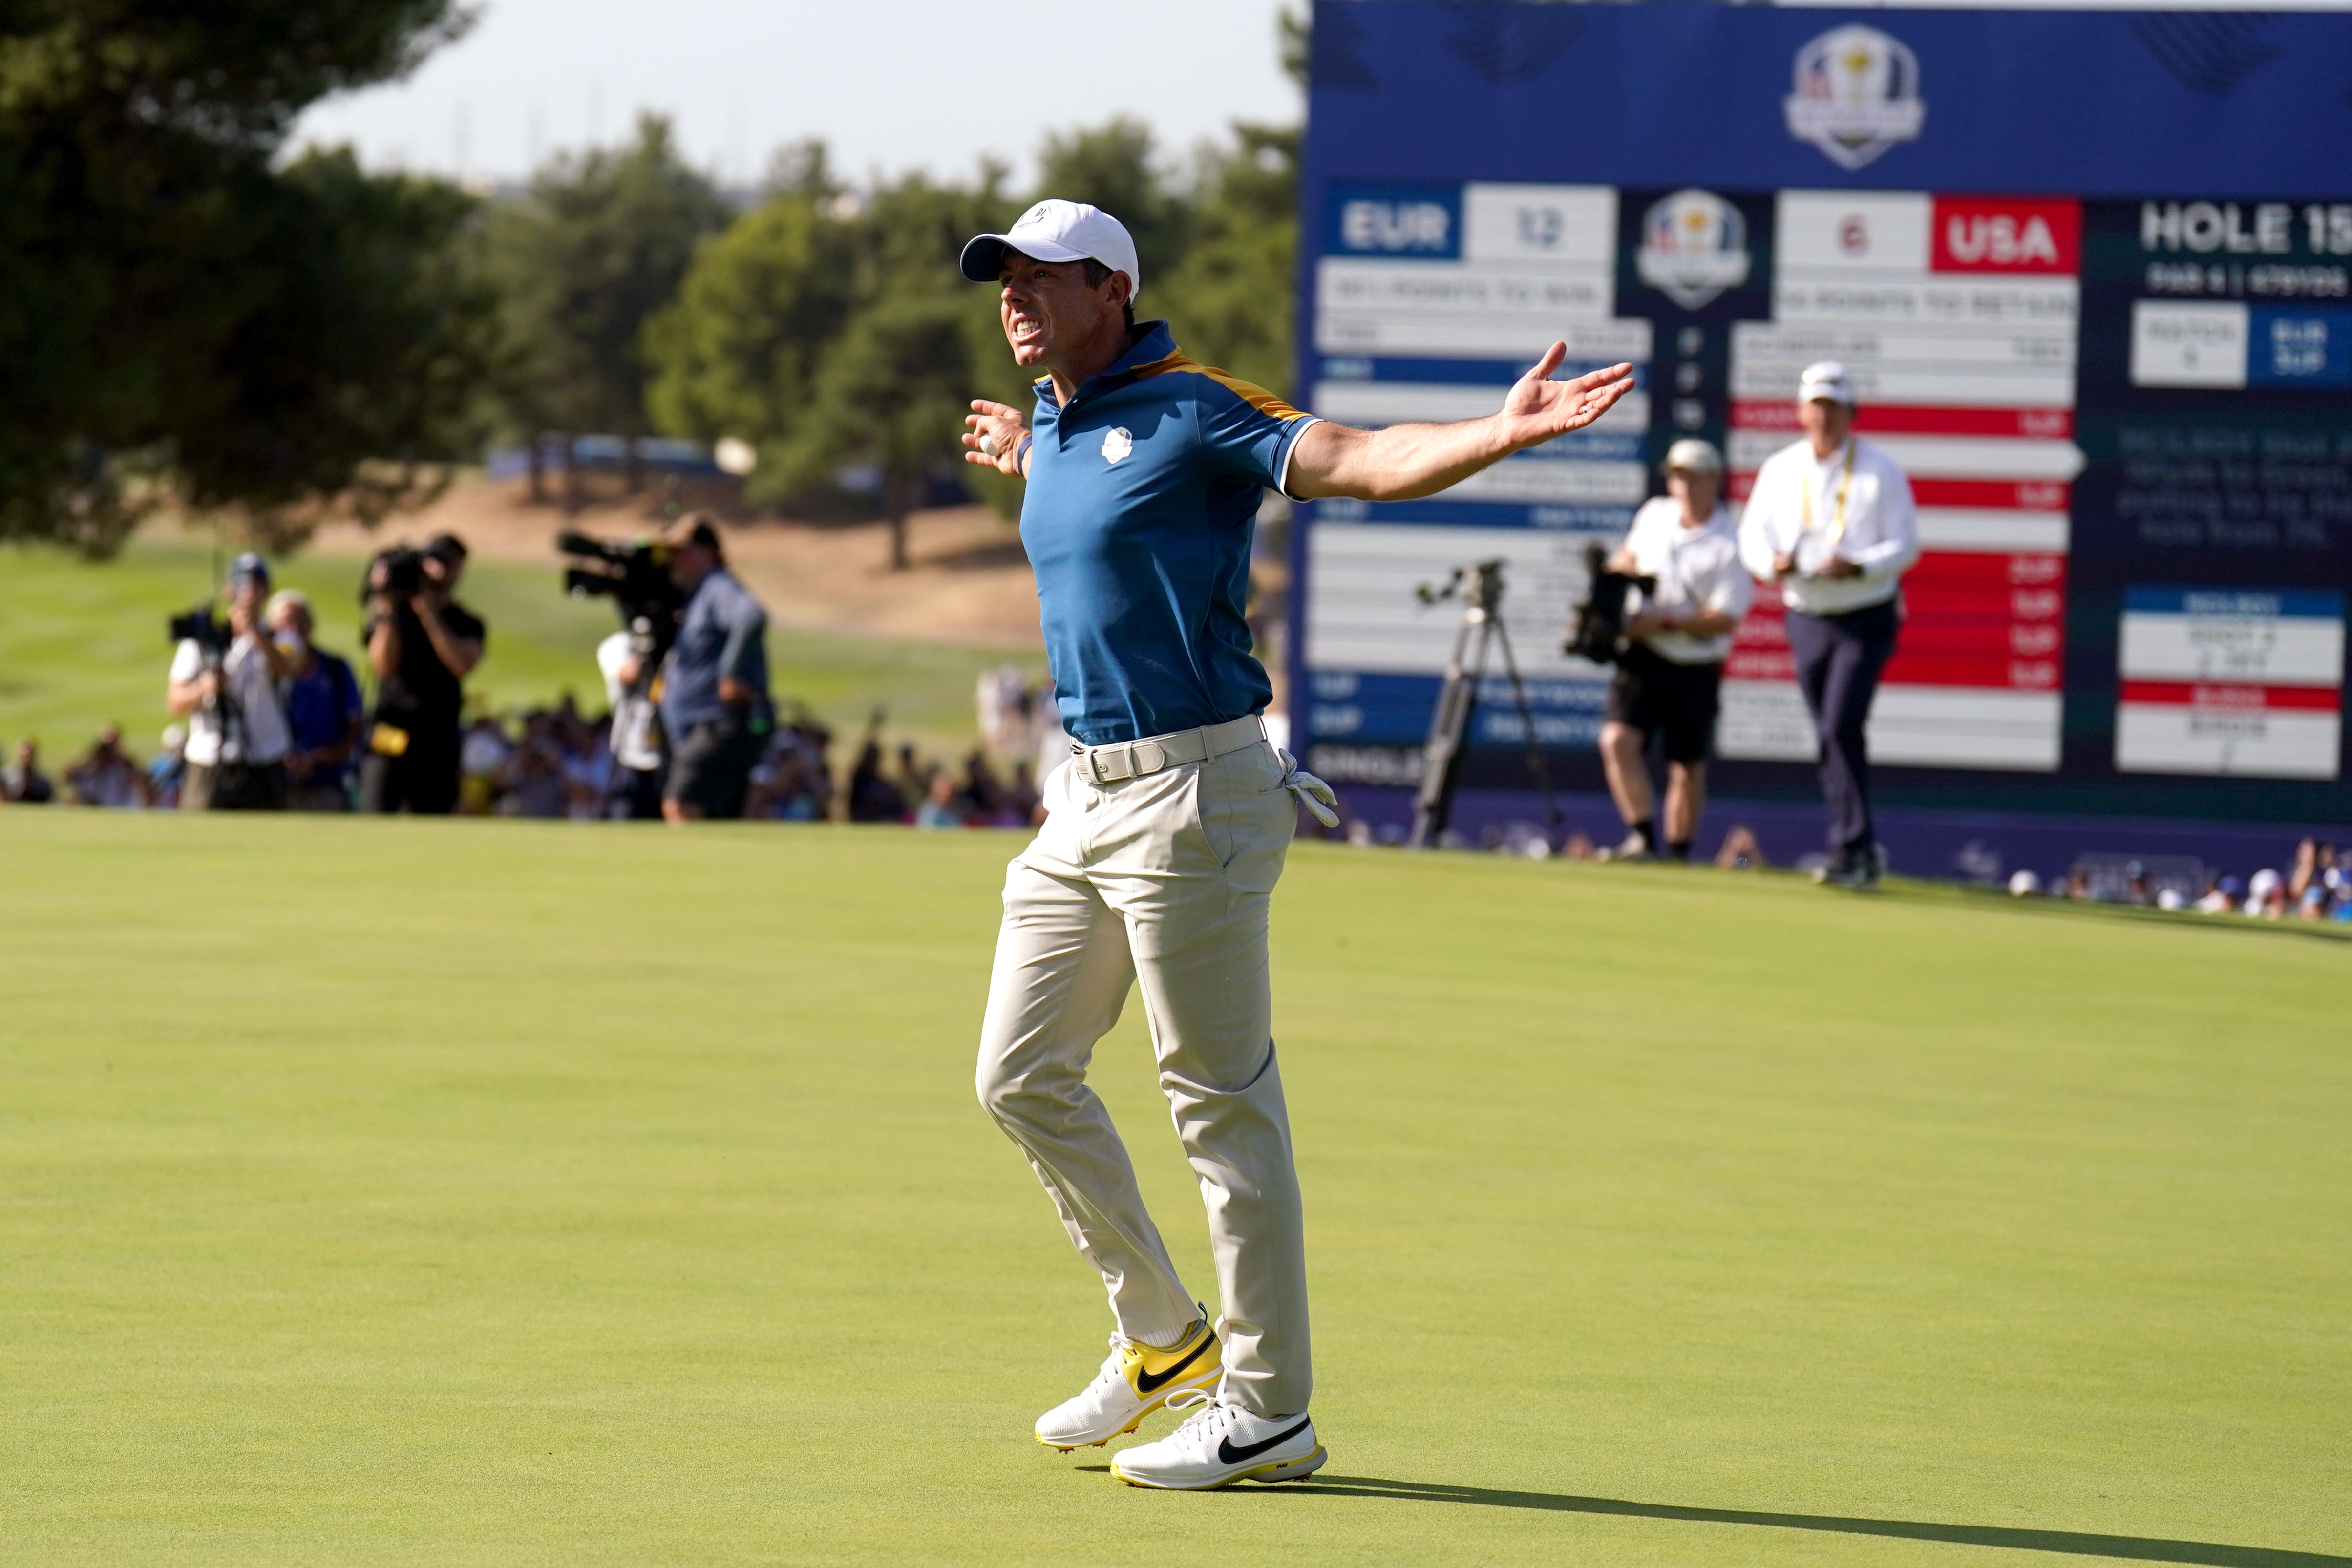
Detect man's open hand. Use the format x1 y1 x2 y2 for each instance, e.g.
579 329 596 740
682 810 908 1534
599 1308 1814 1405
1495 346 1635 451
962 401 1029 477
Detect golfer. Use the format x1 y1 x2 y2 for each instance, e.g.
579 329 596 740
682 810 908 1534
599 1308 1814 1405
961 199 1631 1490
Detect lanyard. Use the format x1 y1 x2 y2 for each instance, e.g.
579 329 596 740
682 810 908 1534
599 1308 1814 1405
1798 439 1857 549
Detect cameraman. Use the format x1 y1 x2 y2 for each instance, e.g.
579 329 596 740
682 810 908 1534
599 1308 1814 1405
166 551 294 810
647 514 769 822
361 534 485 815
1598 439 1750 861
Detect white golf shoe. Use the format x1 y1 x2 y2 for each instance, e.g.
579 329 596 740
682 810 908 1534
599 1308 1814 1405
1108 1389 1326 1489
1035 1317 1223 1452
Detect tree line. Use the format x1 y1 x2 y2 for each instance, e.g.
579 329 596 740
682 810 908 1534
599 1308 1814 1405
1 0 1301 563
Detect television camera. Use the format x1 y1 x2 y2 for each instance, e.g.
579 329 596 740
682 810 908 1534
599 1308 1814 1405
1563 541 1656 666
557 530 687 660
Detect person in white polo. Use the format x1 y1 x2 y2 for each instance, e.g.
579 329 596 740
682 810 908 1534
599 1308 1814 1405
959 198 1633 1489
1598 437 1751 862
1736 362 1920 889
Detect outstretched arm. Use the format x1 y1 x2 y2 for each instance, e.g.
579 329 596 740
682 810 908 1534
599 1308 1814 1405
961 401 1031 480
1286 347 1633 502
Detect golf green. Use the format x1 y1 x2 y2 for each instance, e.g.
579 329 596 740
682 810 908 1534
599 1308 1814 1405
2 812 2344 1566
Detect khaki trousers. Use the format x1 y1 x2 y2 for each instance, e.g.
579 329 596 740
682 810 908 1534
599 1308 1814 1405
975 732 1311 1417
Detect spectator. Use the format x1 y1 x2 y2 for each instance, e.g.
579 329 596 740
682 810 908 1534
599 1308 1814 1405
915 770 966 829
362 533 485 815
167 551 293 810
959 748 1009 823
1715 825 1766 870
63 725 150 807
2194 875 2241 914
498 712 570 819
652 514 771 823
846 718 907 823
1004 759 1042 827
749 718 834 822
596 629 665 820
268 590 363 812
2244 868 2286 918
895 742 933 811
457 716 511 815
3 739 56 803
559 710 614 821
148 724 188 809
2286 841 2342 912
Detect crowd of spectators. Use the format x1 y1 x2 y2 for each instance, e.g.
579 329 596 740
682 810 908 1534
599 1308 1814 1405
2007 839 2352 921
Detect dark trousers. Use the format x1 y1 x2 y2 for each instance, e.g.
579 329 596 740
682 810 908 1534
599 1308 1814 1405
1784 597 1900 860
360 733 460 815
182 760 287 811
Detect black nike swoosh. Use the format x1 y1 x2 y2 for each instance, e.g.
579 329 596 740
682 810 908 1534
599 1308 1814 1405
1217 1416 1312 1465
1134 1333 1213 1395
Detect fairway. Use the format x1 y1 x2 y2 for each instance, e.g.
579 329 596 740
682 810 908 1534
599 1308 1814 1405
2 814 2346 1567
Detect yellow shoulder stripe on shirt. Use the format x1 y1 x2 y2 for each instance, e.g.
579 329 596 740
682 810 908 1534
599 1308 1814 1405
1132 352 1313 424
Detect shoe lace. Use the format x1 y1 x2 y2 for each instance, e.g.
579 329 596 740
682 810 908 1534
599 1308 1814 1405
1091 1334 1137 1390
1162 1387 1241 1448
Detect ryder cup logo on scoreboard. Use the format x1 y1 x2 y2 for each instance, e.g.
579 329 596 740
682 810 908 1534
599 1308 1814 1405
1784 24 1926 171
1635 190 1751 310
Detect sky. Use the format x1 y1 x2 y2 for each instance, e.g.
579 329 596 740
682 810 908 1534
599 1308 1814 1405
292 0 1301 189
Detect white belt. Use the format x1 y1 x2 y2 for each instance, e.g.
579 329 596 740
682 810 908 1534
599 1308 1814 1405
1070 715 1342 827
1072 714 1267 784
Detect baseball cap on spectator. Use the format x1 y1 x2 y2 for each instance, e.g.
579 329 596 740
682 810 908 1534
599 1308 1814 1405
662 511 726 562
1662 438 1724 476
1798 361 1856 406
959 200 1142 300
227 551 271 589
424 533 468 564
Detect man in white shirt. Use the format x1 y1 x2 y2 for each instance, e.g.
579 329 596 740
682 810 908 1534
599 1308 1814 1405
596 629 667 819
1736 362 1921 889
1599 438 1751 861
166 551 294 810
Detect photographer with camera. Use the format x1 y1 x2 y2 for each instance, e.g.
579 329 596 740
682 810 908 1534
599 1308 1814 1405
166 551 294 810
643 514 769 823
360 534 485 815
1598 438 1750 862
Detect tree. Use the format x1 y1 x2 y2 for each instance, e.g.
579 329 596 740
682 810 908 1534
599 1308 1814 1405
642 193 859 484
479 114 733 500
645 163 1020 533
0 0 481 554
777 287 978 571
1157 124 1301 399
1034 118 1187 289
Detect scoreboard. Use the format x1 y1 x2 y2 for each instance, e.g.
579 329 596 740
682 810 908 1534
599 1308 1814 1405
1293 3 2352 834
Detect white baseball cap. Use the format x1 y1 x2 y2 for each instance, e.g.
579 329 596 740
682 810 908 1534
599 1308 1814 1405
960 199 1142 300
1798 361 1856 405
1661 437 1724 475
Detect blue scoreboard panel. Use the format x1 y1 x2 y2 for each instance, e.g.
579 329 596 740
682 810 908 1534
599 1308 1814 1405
1292 3 2352 826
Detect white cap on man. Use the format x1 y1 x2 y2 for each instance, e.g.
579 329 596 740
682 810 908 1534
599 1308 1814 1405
1661 437 1724 476
1798 361 1856 406
959 199 1142 300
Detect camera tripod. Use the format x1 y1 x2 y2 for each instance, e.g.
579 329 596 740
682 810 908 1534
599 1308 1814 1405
1408 558 1562 850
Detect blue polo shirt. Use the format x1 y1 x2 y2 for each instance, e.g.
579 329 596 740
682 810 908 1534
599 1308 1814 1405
1022 320 1318 746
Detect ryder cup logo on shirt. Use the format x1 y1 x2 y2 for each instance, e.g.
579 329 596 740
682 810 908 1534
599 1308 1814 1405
1102 426 1133 465
1784 24 1926 171
1635 190 1751 310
